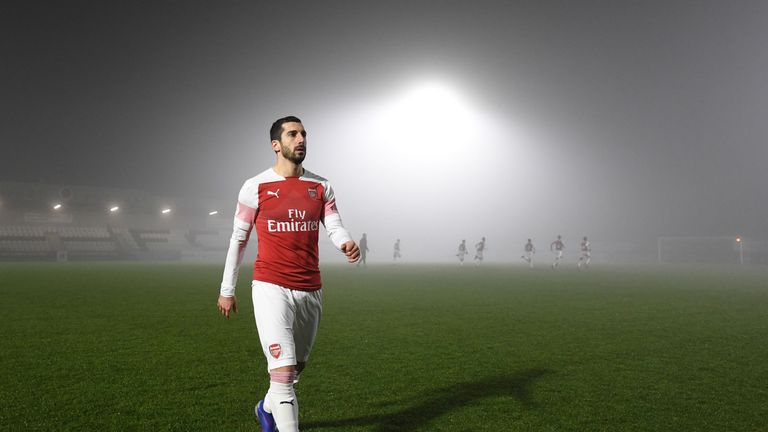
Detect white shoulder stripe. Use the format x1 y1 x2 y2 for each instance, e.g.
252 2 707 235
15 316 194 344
238 168 285 208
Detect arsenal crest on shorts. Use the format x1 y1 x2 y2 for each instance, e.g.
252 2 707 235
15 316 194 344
269 343 282 359
307 187 317 199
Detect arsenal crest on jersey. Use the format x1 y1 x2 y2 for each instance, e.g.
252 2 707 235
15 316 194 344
269 343 282 359
307 187 317 199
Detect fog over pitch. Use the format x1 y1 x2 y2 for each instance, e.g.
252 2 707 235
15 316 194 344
2 1 767 260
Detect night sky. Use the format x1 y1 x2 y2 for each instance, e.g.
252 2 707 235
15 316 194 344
2 1 767 257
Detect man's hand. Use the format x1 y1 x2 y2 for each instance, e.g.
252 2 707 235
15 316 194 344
217 295 237 318
340 240 360 263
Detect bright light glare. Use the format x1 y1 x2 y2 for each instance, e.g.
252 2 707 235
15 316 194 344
367 80 485 171
338 77 526 212
736 237 742 243
53 203 62 210
396 82 474 125
209 210 219 216
161 208 171 214
389 82 474 146
110 206 120 212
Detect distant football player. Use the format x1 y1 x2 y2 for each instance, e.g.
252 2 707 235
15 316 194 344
550 235 565 268
217 116 360 432
357 233 369 268
393 238 401 261
577 236 591 269
474 236 486 266
456 239 468 265
522 238 536 268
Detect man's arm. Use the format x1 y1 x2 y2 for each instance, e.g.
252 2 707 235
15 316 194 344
322 182 358 263
217 219 252 318
325 214 359 263
217 182 257 318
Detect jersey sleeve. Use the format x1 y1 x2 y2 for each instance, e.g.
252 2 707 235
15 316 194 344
321 181 353 249
219 180 259 297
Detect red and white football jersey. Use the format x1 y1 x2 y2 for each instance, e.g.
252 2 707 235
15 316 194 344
220 168 352 295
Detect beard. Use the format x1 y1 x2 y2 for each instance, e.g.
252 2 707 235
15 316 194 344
280 143 306 164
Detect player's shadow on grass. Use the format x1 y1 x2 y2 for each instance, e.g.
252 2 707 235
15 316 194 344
302 368 553 431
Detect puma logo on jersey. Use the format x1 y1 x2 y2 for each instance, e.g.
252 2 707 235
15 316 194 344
267 189 280 198
279 400 295 406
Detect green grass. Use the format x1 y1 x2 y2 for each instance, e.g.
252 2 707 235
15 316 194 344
1 262 767 431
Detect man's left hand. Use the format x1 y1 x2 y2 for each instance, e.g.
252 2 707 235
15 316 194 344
340 241 360 263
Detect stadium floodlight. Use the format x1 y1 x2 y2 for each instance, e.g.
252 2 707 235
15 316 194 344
657 236 746 265
161 208 172 214
208 210 218 216
381 81 478 159
109 206 120 213
362 77 516 180
53 203 62 210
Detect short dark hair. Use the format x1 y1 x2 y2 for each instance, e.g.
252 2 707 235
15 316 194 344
270 116 302 141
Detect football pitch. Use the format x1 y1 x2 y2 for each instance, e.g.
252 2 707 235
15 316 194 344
1 262 767 431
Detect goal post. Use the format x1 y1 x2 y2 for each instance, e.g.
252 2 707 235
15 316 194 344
657 236 744 265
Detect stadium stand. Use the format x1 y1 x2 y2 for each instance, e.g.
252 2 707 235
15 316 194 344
0 181 230 262
185 229 227 250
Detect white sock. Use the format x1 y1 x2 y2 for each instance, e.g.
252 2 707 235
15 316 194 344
264 372 299 432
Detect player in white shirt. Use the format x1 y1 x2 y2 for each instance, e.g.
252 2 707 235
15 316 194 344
474 236 486 266
550 235 565 269
456 239 468 265
216 116 360 432
393 238 401 261
578 236 591 269
522 238 536 268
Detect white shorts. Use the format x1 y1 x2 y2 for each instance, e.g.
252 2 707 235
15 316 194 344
251 280 323 371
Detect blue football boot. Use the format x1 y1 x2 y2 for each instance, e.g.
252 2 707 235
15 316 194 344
255 400 278 432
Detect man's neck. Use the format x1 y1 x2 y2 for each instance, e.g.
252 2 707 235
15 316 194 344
273 160 304 177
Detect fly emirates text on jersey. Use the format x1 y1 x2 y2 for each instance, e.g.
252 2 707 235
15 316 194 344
267 209 320 233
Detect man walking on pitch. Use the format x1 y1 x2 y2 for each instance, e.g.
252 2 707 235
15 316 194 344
393 238 401 262
357 232 369 268
457 239 468 265
550 235 565 268
474 236 486 266
522 238 536 268
217 116 360 432
578 236 591 269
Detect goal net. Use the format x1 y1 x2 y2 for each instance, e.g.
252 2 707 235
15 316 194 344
657 236 743 265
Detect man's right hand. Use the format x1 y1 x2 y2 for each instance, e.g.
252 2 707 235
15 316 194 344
217 295 237 318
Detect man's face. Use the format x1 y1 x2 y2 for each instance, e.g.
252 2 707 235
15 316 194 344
273 121 307 164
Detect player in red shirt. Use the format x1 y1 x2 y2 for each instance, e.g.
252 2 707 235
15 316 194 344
217 116 360 432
